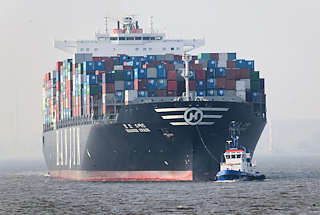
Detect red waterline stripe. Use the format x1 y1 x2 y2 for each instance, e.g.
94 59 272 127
49 170 193 182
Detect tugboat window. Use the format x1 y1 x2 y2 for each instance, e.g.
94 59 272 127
237 154 241 158
119 37 125 40
226 155 230 159
143 37 150 40
135 37 142 40
126 37 134 40
231 155 236 159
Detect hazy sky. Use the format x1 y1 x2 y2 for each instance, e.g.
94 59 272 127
1 0 320 159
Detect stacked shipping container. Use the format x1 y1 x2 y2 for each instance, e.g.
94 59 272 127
43 53 265 124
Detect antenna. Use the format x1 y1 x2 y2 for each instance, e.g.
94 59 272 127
149 16 154 33
182 53 192 101
104 16 108 34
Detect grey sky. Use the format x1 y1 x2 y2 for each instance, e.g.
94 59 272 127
0 0 319 159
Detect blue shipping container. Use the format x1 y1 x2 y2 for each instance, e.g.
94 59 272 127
147 79 157 89
197 90 206 97
147 90 157 97
208 59 217 68
146 55 156 62
216 67 226 77
86 74 98 85
94 61 105 71
157 79 167 89
124 81 134 90
115 90 124 102
124 70 134 81
134 68 147 79
207 89 215 96
227 53 236 60
138 90 148 97
217 89 224 96
189 70 196 80
83 61 95 72
207 68 215 78
207 78 216 89
196 80 206 90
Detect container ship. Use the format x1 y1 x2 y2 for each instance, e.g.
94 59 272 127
42 16 266 181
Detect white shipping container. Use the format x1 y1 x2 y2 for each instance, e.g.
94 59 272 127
147 68 157 78
236 90 246 101
236 79 250 91
218 53 228 61
114 81 124 91
218 60 227 67
114 65 123 70
125 90 138 102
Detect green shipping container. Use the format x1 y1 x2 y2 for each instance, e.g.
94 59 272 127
114 70 124 81
250 71 260 80
87 85 99 95
250 80 260 90
198 53 211 60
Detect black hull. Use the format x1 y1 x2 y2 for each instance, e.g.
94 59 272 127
42 101 266 181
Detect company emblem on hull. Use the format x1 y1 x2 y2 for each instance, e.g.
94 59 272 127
155 107 229 126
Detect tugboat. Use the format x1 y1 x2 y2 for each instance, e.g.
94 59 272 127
216 121 266 181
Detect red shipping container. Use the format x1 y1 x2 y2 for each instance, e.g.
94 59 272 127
123 66 133 70
189 80 196 90
167 80 177 91
227 60 236 68
106 105 115 113
165 63 175 70
239 68 250 79
156 90 167 97
167 90 177 97
104 61 114 71
102 83 115 93
210 53 219 60
226 69 237 80
167 70 177 81
216 78 226 89
134 79 147 90
56 62 63 73
226 80 236 90
190 64 202 71
196 70 206 80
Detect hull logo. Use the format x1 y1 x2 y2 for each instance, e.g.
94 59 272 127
184 108 203 125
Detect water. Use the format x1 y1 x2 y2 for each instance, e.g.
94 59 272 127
0 154 319 215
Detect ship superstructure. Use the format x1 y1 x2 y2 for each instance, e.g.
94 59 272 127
54 16 205 56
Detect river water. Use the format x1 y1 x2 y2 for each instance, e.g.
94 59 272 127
0 154 319 215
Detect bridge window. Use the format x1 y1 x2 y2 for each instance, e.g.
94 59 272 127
226 155 230 159
162 47 167 51
86 48 89 51
119 37 125 40
151 37 155 40
143 48 147 51
143 37 150 40
237 154 241 158
80 48 84 51
126 37 134 40
155 36 162 40
110 37 118 40
176 47 180 50
135 48 139 51
135 37 142 40
231 154 236 159
171 47 174 51
148 48 152 51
